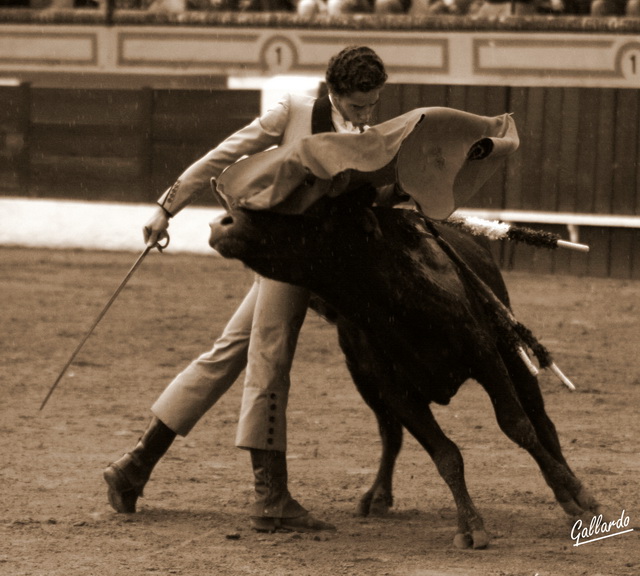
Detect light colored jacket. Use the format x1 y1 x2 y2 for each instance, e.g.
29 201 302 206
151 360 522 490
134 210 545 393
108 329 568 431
217 106 519 219
157 93 317 216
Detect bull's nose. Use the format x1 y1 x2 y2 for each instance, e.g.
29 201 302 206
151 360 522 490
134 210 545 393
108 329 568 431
209 214 234 229
208 214 235 249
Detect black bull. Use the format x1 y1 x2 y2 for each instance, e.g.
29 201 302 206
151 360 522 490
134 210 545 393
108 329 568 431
208 200 603 549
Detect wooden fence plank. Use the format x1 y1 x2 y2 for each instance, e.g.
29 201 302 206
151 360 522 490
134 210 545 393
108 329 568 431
593 89 616 214
0 83 29 192
464 85 489 117
520 88 545 211
611 89 639 215
138 87 154 202
504 86 528 211
397 83 423 112
609 228 634 279
585 227 611 277
575 89 600 214
377 84 404 122
30 89 143 126
632 230 640 280
636 93 640 218
446 85 468 112
557 88 580 213
421 84 449 108
539 88 563 212
468 86 509 210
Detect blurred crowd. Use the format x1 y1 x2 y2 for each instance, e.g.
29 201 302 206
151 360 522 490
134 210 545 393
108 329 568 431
1 0 637 18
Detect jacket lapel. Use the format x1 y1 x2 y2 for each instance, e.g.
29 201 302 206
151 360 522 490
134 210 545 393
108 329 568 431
311 95 334 135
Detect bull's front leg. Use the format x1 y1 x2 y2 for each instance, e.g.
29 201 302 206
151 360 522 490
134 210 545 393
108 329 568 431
375 383 490 550
356 408 403 517
405 407 490 549
336 324 402 517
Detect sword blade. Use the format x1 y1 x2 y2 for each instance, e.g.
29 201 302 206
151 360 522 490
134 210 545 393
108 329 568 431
40 244 153 411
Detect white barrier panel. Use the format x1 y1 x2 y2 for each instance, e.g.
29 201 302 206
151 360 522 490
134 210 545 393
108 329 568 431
0 197 224 254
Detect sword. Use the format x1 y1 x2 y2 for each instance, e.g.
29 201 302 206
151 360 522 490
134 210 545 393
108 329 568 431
39 233 169 411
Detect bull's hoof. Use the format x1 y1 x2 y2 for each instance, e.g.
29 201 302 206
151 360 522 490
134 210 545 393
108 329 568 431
356 491 392 517
453 530 490 550
559 498 585 517
570 506 617 528
368 496 392 517
559 484 612 525
575 486 603 515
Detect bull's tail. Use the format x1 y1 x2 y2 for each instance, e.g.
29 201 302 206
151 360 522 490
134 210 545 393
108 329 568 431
420 217 575 390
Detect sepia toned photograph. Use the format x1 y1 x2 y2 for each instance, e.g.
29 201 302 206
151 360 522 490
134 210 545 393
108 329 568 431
1 4 639 575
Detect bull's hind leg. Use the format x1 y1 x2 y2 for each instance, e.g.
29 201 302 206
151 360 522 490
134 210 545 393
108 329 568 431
502 348 602 518
501 348 570 468
476 357 599 521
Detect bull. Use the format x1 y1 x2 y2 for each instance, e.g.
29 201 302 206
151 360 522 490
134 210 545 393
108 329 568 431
207 193 604 549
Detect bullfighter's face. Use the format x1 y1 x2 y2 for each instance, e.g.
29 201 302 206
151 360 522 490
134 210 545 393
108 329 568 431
332 89 382 131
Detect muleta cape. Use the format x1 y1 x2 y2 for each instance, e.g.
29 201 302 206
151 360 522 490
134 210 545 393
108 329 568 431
215 106 519 220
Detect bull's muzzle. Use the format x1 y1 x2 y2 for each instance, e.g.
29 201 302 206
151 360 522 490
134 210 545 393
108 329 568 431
208 213 235 250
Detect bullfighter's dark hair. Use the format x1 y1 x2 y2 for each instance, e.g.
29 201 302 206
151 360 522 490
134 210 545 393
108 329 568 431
325 46 388 96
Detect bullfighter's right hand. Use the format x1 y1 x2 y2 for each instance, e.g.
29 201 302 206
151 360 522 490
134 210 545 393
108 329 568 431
143 206 170 247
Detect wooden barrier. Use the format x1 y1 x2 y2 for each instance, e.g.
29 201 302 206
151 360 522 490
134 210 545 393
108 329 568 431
0 80 30 193
1 85 260 202
377 83 640 279
2 80 639 278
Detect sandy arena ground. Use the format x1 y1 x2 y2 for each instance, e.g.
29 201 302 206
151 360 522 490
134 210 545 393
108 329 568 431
0 200 639 575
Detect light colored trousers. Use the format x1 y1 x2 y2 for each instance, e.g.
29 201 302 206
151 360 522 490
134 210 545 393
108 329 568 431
151 276 309 452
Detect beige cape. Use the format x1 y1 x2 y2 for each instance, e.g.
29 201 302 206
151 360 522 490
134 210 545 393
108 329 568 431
216 106 519 220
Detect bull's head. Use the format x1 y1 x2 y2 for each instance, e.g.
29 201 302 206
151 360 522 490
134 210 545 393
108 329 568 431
208 201 477 334
209 202 385 291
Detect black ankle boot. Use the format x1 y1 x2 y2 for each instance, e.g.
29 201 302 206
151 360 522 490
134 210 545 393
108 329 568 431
249 449 336 533
103 416 176 513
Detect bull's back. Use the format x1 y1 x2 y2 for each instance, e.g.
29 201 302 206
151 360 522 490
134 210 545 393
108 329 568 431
433 220 510 309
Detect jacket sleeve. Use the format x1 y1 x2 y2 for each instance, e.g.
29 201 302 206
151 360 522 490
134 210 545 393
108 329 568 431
157 95 291 217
